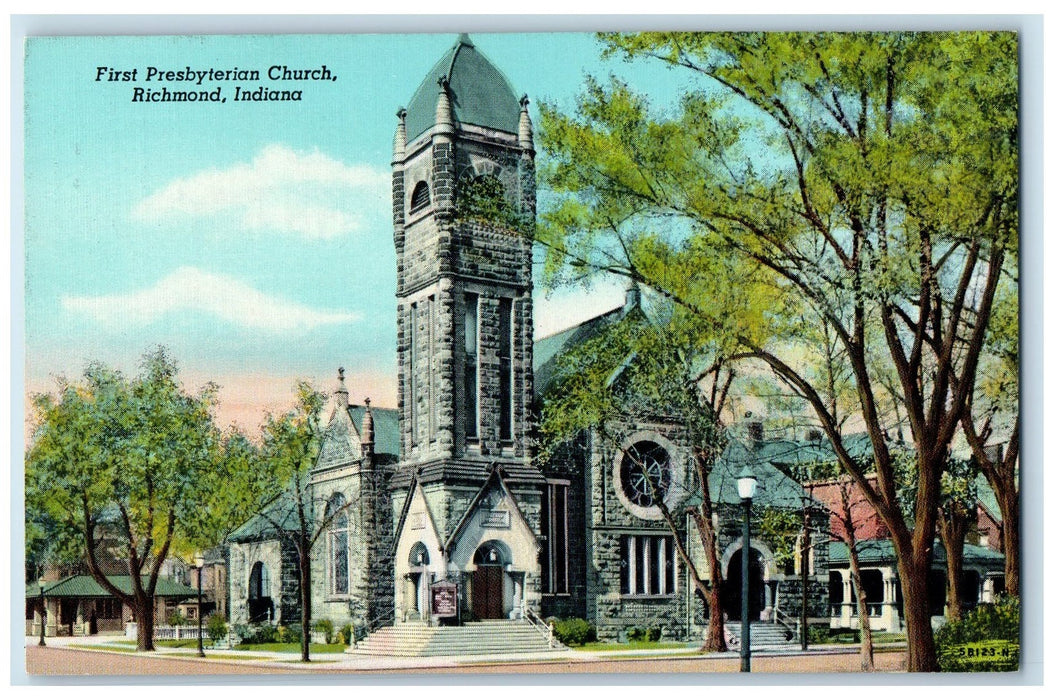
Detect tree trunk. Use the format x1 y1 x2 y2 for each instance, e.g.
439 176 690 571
135 596 155 652
898 556 938 671
299 546 311 662
998 488 1019 598
938 510 968 623
847 542 874 672
702 583 725 651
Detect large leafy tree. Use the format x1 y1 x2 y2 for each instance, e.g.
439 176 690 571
540 308 736 651
249 382 357 663
25 348 259 651
538 32 1017 671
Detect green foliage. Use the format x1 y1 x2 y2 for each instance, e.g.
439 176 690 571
550 618 597 646
235 623 279 645
207 614 228 644
167 610 187 627
313 618 335 644
626 626 662 643
338 623 355 646
755 508 803 571
935 596 1019 671
24 347 265 617
455 173 530 231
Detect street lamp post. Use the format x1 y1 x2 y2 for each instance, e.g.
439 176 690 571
194 553 205 658
737 465 758 673
37 577 47 647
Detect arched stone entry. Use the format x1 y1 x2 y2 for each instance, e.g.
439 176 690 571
248 561 273 623
407 542 431 620
723 547 765 621
472 541 509 620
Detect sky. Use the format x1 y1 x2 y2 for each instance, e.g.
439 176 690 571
22 31 698 433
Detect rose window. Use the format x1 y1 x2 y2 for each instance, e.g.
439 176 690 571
620 441 672 508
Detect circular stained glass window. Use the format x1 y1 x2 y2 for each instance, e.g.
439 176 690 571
620 441 672 508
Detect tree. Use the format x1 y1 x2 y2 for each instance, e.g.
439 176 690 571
538 32 1017 671
959 284 1019 596
250 382 356 663
25 348 256 651
540 307 737 651
936 458 980 623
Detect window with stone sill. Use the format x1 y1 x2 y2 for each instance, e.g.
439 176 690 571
326 493 350 596
620 534 677 596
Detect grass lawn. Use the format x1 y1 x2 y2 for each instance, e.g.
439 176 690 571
578 641 695 652
69 644 139 654
821 631 907 645
233 642 346 654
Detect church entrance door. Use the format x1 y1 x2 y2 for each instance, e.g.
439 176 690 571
472 566 504 619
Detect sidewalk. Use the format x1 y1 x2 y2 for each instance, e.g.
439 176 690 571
28 634 907 672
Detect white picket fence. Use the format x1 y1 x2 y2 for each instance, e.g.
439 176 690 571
125 622 204 640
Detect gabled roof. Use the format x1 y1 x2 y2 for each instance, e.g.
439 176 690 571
443 464 540 553
707 438 817 509
975 476 1002 523
348 404 400 458
227 490 299 543
533 302 630 400
27 574 197 599
405 34 520 141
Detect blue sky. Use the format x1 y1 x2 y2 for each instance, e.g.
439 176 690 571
23 32 697 431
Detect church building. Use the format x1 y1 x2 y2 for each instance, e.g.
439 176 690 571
227 34 827 646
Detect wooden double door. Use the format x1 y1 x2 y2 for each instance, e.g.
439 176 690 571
472 565 505 620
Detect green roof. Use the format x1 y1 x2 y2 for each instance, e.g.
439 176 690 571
227 490 299 543
829 540 1005 568
405 34 521 141
349 404 400 458
532 305 625 400
708 438 815 509
27 574 197 599
975 476 1002 522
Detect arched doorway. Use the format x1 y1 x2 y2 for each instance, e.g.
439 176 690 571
723 547 765 621
408 542 430 620
472 541 508 620
248 561 274 623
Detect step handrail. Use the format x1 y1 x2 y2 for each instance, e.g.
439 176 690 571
523 605 560 649
770 608 799 643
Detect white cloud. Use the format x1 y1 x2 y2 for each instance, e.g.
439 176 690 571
131 144 389 239
62 267 360 332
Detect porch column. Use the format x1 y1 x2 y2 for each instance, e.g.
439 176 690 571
76 600 85 635
762 580 774 620
512 573 523 619
842 574 853 627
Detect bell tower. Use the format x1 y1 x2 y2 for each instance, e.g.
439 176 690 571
392 34 537 470
389 35 545 622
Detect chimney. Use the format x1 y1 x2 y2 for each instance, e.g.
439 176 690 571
334 367 349 409
747 420 764 446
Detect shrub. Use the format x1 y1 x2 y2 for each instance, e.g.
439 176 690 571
646 627 662 643
807 625 832 644
935 596 1020 672
551 618 597 646
206 614 228 644
167 610 187 627
314 618 335 644
237 623 278 645
338 624 355 646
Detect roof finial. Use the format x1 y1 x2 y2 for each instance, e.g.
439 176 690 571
393 108 407 161
335 367 349 408
457 33 474 48
518 94 534 151
435 77 454 135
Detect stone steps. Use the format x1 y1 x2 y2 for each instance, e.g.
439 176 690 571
351 620 561 657
721 621 797 648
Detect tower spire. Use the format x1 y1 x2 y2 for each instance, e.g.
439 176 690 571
518 94 534 152
393 107 407 163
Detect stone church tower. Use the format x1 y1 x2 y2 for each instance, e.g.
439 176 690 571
388 34 546 623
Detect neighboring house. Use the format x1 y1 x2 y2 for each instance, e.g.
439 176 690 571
26 575 197 637
803 470 1006 632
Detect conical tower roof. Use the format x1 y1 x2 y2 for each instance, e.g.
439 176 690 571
404 34 521 141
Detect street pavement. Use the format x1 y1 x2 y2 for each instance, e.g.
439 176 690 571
24 634 908 677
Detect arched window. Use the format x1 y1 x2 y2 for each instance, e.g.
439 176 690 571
473 540 510 567
410 181 430 212
619 441 672 508
409 542 430 567
326 494 350 595
248 562 273 623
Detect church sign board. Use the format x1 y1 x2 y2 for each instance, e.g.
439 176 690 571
430 582 458 618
